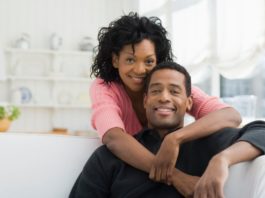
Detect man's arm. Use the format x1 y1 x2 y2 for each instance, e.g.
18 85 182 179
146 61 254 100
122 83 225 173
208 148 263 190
149 107 241 182
170 169 200 198
193 141 262 198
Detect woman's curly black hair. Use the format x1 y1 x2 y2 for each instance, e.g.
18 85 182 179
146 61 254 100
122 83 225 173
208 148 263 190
90 12 174 83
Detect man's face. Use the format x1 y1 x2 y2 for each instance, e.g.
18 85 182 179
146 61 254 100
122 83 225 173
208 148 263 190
144 69 192 132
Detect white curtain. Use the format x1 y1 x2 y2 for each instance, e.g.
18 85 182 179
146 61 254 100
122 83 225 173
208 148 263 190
139 0 265 80
212 0 265 79
171 0 211 83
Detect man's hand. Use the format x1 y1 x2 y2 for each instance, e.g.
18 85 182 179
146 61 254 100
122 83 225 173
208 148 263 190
194 155 229 198
171 169 200 198
149 133 180 184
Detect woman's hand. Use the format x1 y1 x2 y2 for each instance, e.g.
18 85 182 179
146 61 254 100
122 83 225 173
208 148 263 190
149 132 180 184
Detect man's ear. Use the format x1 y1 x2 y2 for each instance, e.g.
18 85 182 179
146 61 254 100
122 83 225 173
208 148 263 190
112 53 118 68
143 94 148 109
186 96 193 112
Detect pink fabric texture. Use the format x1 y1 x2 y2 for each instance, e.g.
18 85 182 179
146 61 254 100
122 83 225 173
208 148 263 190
90 78 229 138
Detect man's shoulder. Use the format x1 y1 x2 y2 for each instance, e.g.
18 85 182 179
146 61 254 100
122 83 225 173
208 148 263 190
92 145 117 159
240 120 265 131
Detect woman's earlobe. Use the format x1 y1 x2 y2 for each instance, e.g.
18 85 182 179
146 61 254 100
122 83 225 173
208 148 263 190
112 54 118 68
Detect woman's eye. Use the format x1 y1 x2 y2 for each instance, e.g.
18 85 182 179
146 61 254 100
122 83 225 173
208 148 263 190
145 59 155 66
126 58 135 64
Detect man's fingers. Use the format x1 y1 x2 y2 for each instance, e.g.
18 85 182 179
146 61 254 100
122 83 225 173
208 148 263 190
155 168 162 182
149 167 155 180
166 166 173 185
160 166 167 183
207 186 216 198
213 182 225 198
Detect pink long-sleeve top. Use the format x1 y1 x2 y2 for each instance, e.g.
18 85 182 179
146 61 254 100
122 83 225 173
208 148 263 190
90 78 229 138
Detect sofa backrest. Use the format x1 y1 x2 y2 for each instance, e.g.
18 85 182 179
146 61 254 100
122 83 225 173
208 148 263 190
0 133 101 198
1 133 265 198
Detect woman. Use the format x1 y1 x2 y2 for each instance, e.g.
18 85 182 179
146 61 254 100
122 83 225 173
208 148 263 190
90 12 241 183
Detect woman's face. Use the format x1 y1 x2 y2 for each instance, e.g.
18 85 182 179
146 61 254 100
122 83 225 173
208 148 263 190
112 39 157 93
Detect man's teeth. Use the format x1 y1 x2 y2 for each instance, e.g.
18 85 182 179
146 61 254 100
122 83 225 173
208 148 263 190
156 107 174 112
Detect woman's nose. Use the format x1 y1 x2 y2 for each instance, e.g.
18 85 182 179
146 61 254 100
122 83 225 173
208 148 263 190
133 63 146 74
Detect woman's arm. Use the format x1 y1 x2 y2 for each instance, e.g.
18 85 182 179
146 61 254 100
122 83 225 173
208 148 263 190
170 107 241 144
91 80 156 172
102 128 154 173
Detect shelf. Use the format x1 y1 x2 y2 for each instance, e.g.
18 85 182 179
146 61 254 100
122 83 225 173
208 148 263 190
4 48 93 133
12 103 91 109
7 75 93 82
0 102 9 106
55 104 91 109
4 130 98 137
5 48 92 56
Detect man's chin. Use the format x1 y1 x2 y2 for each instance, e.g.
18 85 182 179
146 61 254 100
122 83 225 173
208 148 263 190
152 123 178 131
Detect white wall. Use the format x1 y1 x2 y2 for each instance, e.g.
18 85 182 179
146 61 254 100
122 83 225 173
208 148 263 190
0 0 137 50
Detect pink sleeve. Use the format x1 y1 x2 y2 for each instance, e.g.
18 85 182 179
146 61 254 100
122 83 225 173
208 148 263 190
188 86 230 120
90 79 125 138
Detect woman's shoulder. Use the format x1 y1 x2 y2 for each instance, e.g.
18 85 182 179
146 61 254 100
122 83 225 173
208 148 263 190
90 78 127 98
191 85 209 98
91 78 123 89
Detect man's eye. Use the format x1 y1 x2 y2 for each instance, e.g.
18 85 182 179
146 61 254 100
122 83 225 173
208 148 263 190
150 89 160 94
171 90 179 95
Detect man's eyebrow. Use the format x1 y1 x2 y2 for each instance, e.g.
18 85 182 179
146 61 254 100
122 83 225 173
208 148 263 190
169 84 182 89
149 83 162 88
149 83 182 88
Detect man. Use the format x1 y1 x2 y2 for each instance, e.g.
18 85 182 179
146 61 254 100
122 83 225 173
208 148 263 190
70 61 265 198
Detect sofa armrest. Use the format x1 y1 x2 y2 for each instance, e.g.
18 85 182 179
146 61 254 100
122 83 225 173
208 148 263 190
224 155 265 198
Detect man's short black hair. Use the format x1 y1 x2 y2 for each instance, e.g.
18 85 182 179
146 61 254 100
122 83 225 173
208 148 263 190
144 61 191 96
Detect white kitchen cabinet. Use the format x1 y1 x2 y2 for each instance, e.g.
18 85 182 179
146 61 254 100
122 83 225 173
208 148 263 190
3 48 95 134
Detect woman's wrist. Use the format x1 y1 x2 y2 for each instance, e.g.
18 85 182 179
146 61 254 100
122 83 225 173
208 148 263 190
171 128 187 144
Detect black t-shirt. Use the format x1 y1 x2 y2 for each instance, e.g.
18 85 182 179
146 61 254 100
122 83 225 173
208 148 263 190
70 121 265 198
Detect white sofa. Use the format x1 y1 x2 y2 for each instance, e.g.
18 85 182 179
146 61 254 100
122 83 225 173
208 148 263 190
0 133 264 198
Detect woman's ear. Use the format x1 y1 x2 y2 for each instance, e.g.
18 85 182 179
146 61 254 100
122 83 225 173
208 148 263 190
112 53 118 68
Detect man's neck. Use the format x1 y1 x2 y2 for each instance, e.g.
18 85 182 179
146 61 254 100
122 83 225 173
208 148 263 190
156 126 183 139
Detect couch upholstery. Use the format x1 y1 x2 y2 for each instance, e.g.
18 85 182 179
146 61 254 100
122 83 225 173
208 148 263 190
0 133 264 198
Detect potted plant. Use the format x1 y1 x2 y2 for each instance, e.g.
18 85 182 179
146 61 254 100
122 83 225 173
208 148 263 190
0 106 21 132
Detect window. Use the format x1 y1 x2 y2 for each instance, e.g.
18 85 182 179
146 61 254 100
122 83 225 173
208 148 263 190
138 0 265 119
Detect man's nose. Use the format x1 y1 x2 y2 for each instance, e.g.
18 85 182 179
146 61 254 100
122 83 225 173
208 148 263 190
159 90 170 102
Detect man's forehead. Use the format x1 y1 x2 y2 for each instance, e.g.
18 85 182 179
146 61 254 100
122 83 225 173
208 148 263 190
149 69 185 85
